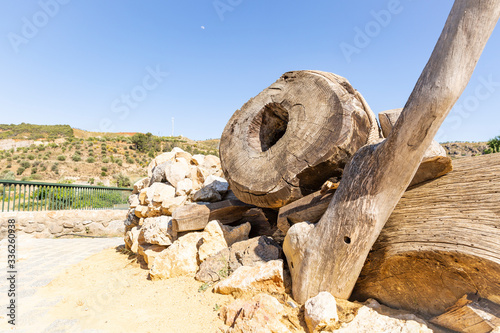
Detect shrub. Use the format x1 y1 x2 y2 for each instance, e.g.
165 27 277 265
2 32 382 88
89 177 95 185
1 171 15 180
27 154 35 160
31 167 37 174
31 174 42 180
97 181 104 186
20 161 31 169
114 173 131 187
16 167 25 175
41 165 47 171
72 154 81 162
116 159 123 166
101 166 108 172
126 157 134 164
102 157 109 163
6 164 11 169
86 157 95 163
101 171 107 177
57 155 66 161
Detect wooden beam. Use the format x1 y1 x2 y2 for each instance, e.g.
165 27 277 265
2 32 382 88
285 1 500 303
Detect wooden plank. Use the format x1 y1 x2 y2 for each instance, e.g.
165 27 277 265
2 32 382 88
172 199 254 232
430 294 500 332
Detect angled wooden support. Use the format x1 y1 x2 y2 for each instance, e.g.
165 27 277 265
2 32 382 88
284 0 500 303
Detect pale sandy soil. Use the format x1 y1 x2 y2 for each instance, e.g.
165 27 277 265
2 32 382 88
40 247 234 333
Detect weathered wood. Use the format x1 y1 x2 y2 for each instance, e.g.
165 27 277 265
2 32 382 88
430 294 500 332
284 1 500 303
172 200 254 232
350 153 500 317
220 70 380 209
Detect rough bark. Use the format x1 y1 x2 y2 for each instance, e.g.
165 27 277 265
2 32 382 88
285 1 500 303
220 70 380 209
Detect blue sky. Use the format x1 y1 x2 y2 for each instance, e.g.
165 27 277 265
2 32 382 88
0 0 499 142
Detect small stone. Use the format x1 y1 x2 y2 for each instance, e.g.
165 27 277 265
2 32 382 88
150 161 169 184
304 292 339 333
124 226 142 253
134 205 148 218
198 221 228 263
48 223 63 234
141 216 177 246
62 221 74 228
214 260 285 296
195 248 230 283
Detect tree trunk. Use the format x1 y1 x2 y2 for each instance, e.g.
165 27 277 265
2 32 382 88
220 70 380 209
285 1 500 303
350 153 500 317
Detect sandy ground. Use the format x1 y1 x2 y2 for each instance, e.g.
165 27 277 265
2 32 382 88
40 247 233 333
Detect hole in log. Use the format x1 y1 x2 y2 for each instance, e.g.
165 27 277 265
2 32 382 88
248 103 289 152
344 236 351 244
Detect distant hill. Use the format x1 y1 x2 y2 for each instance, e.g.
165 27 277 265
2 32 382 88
0 124 220 185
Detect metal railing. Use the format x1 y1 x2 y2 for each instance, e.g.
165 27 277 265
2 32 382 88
0 180 132 212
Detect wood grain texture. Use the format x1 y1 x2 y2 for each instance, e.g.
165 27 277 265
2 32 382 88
286 1 500 303
220 70 379 209
352 153 500 318
430 294 500 332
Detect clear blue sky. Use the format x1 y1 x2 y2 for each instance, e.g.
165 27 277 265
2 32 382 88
1 0 499 142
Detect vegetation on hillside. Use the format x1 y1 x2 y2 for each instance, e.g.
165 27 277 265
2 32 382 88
485 136 500 154
0 123 74 140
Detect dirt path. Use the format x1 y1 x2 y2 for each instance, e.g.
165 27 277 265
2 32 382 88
0 238 232 332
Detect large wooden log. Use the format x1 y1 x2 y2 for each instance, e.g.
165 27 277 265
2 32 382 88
220 70 381 209
351 153 500 317
284 1 500 303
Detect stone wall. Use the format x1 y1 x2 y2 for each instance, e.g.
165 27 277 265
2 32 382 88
0 210 127 239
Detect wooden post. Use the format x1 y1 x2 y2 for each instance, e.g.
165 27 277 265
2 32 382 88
285 0 500 303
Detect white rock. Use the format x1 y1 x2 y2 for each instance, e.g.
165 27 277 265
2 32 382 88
141 216 177 246
133 177 150 194
124 226 142 253
160 195 187 216
203 175 229 195
198 220 228 262
176 178 193 196
150 231 204 280
214 260 285 295
151 183 176 204
191 154 205 166
202 155 221 174
166 161 190 188
336 299 433 333
304 292 339 333
128 194 140 208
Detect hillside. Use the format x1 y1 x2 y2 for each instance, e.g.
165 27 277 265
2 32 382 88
0 124 220 186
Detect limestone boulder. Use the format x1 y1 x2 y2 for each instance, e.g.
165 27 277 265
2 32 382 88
151 183 176 204
229 236 281 272
133 177 150 194
202 155 221 175
219 293 289 333
150 161 168 184
134 205 149 219
304 292 339 333
124 226 142 253
137 244 167 269
128 194 140 208
141 216 177 246
203 175 229 195
195 248 230 283
191 154 205 166
160 195 187 216
147 151 176 177
149 231 204 280
175 178 193 196
214 260 285 296
336 299 433 333
166 161 190 188
124 209 139 227
283 222 315 286
198 220 228 262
